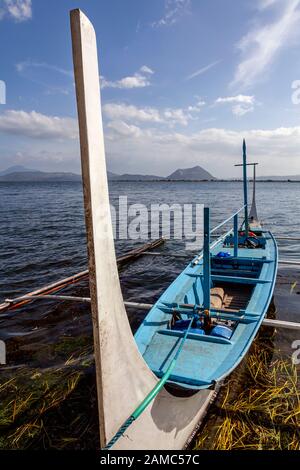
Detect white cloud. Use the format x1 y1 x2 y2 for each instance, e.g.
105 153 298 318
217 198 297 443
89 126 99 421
186 60 221 81
105 122 300 177
139 65 154 75
103 100 205 127
15 60 73 96
151 0 190 28
0 110 78 140
232 0 300 89
103 103 161 123
101 66 154 89
1 111 299 177
231 104 253 117
107 120 142 138
163 108 190 126
102 75 148 89
215 95 256 116
0 0 32 22
215 95 254 105
16 60 73 77
188 99 206 112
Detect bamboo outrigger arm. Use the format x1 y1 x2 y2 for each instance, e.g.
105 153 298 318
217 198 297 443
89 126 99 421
0 239 164 315
70 9 214 450
5 294 300 331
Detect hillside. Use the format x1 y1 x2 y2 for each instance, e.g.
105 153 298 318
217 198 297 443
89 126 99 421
108 173 164 181
0 165 216 182
0 171 81 182
166 165 216 181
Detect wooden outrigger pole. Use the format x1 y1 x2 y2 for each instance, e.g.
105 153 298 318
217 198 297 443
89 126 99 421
5 293 300 331
70 9 215 450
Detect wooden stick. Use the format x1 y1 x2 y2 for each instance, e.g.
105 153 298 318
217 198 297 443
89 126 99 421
262 318 300 331
141 252 190 258
279 260 300 266
116 238 164 264
0 270 89 314
276 237 300 241
0 238 163 314
5 294 92 304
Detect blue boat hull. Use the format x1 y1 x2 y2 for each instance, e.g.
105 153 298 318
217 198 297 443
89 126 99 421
134 229 278 390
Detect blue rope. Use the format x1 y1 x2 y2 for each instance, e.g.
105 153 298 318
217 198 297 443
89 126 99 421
103 416 135 450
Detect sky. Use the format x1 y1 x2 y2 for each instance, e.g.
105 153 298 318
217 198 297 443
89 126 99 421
0 0 300 177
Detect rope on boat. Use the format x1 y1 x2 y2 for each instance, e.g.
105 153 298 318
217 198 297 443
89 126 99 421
103 316 194 450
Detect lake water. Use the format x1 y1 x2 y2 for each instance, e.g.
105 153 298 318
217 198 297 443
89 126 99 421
0 181 299 449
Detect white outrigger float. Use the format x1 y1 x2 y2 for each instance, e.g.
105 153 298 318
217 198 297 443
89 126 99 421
70 9 216 450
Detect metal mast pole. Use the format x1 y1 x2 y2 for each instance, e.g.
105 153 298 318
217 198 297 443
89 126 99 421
243 139 249 237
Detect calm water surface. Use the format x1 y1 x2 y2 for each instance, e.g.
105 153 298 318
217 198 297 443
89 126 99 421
0 180 299 358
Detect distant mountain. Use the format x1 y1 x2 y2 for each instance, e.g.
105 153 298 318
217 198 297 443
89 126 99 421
0 167 215 182
0 171 81 182
107 165 216 181
0 165 38 176
107 171 118 180
1 165 298 182
108 173 164 181
167 166 216 181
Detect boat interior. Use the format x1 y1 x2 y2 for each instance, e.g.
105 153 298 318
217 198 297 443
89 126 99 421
136 227 277 390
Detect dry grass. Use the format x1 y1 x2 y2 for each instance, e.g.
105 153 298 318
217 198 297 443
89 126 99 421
1 311 299 450
194 342 300 450
0 337 98 450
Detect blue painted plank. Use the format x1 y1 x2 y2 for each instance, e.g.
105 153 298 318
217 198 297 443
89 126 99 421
158 329 232 345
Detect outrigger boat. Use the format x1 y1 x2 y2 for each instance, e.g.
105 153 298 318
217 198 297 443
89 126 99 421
70 10 278 450
134 143 278 393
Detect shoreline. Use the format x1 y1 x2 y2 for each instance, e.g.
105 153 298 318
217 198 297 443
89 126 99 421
0 179 300 183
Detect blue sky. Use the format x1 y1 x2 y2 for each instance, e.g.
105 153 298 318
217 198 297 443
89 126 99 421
0 0 300 177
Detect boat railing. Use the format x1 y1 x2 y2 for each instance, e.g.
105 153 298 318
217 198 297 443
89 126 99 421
210 204 246 235
192 204 246 267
